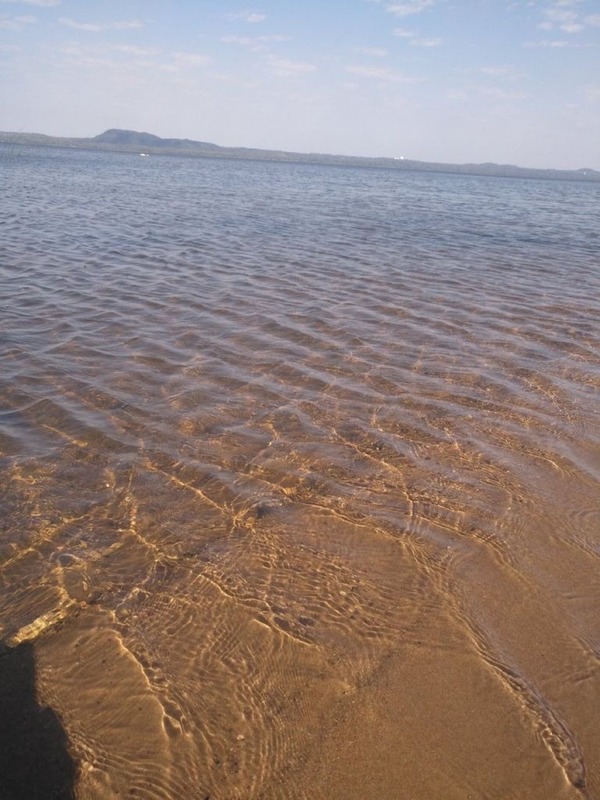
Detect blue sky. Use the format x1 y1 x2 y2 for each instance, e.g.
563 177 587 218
1 0 599 168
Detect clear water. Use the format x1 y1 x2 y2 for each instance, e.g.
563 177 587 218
1 145 599 799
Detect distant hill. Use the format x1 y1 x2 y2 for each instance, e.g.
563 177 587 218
1 128 599 183
92 128 222 152
93 129 164 147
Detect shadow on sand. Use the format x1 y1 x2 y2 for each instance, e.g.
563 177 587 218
0 640 76 800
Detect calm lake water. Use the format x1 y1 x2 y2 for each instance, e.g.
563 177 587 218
1 145 599 799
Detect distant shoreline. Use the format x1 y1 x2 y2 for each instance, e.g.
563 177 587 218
1 128 599 183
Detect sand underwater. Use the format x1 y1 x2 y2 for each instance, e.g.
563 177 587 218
1 147 599 799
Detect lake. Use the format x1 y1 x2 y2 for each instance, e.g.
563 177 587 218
1 144 599 799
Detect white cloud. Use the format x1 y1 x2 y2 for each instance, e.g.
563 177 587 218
221 33 289 50
56 43 209 74
524 38 589 48
225 11 267 24
536 1 600 33
58 17 101 31
0 13 35 28
447 89 469 101
558 22 584 32
385 1 434 18
56 45 118 69
393 28 440 46
480 65 520 79
110 44 160 57
346 64 420 83
524 39 565 47
221 34 253 45
0 0 59 6
259 34 289 42
173 52 211 67
480 87 528 101
410 37 441 46
58 17 143 32
539 9 578 29
267 55 317 75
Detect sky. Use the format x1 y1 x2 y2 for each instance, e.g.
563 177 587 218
1 0 599 169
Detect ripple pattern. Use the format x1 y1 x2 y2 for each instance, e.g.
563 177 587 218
1 145 599 799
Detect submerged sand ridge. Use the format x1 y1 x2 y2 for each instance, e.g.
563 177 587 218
0 149 599 798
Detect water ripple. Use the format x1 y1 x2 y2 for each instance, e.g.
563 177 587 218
1 145 599 799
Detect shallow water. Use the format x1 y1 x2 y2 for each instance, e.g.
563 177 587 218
1 145 599 799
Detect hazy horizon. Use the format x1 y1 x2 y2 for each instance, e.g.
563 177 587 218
1 0 599 171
